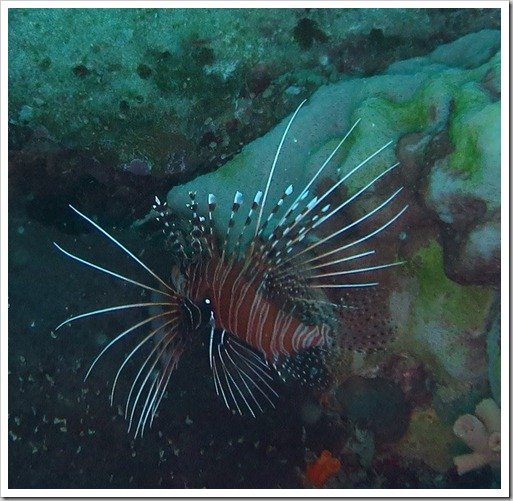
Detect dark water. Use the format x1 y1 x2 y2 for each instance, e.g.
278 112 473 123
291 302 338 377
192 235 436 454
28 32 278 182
8 7 501 490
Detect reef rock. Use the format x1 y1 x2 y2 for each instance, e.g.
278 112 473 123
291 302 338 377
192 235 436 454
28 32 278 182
443 220 501 286
389 240 494 393
168 29 500 238
395 406 456 473
9 10 500 176
423 86 500 287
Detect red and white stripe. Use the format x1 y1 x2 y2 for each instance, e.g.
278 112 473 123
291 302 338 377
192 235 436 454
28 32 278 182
184 256 330 361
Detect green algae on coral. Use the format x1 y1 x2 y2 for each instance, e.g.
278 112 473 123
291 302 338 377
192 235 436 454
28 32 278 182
448 83 499 180
396 407 456 473
413 241 492 331
337 48 500 194
332 82 437 195
335 101 399 195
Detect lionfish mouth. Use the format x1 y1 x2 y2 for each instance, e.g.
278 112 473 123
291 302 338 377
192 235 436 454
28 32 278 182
54 99 408 438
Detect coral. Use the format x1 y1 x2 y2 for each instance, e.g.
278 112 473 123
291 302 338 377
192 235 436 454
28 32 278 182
168 30 500 234
304 450 341 487
449 87 499 179
443 220 500 286
413 241 492 332
394 241 493 386
452 398 501 475
425 82 500 225
395 407 455 473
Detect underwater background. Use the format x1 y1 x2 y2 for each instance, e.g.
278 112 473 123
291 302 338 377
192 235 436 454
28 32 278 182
8 7 501 489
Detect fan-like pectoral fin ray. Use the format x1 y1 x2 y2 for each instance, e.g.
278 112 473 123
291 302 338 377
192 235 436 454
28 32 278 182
224 346 264 414
110 316 180 404
208 330 279 415
126 327 181 430
148 345 181 427
138 335 185 437
130 335 181 438
135 372 159 438
226 342 264 417
212 355 230 410
218 335 245 417
53 242 175 299
229 337 273 376
140 357 171 431
84 309 174 382
229 346 278 403
55 301 172 331
68 204 175 293
218 332 258 418
212 330 242 415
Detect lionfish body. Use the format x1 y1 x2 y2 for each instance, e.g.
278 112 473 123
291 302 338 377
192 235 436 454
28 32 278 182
55 100 408 436
180 248 331 360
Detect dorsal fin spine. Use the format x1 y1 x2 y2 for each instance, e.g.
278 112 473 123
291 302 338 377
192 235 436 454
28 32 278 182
297 203 408 270
276 185 404 270
207 193 217 252
275 118 361 232
257 184 293 238
266 136 391 265
221 191 243 261
254 100 307 238
235 190 262 260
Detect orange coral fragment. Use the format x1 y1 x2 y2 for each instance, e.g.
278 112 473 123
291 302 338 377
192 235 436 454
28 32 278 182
305 450 341 487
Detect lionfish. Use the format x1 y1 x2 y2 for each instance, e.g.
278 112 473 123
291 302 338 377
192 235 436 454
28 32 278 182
54 100 408 437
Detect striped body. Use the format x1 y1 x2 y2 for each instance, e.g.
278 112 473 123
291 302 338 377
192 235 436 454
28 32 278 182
183 256 330 361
